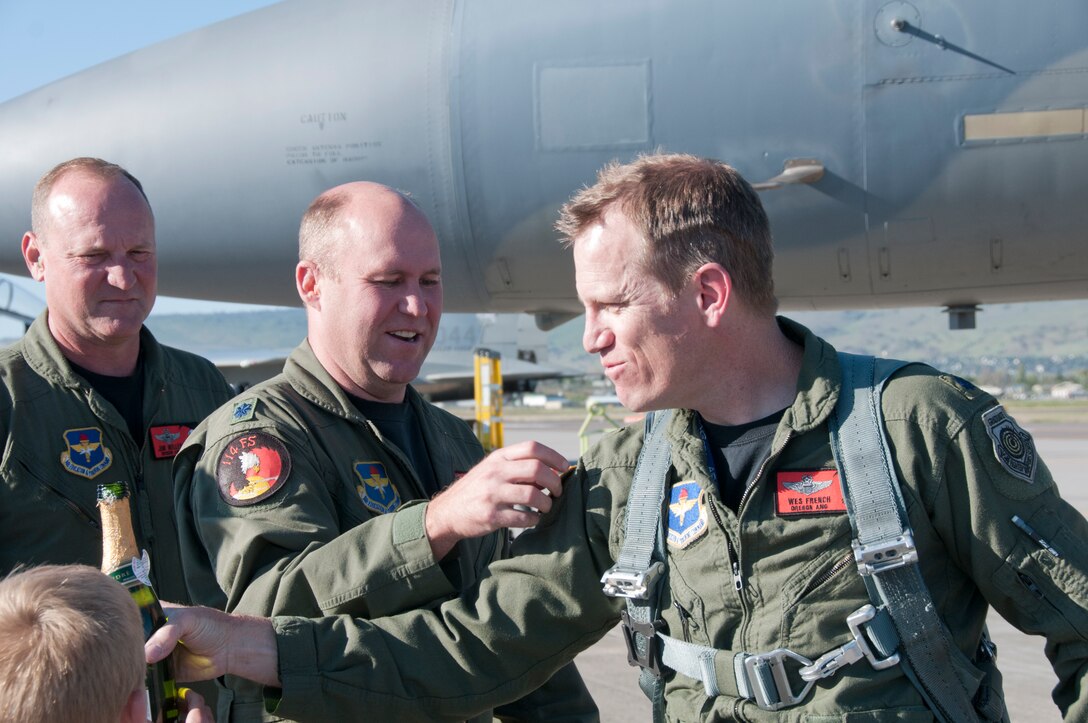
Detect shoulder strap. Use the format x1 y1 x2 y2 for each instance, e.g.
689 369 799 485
600 409 674 722
830 352 982 723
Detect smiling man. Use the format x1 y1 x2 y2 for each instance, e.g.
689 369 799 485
173 181 595 722
153 155 1088 723
0 157 233 603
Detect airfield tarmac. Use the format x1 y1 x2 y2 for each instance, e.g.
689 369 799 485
497 412 1087 722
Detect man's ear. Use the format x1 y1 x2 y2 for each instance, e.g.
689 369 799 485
21 232 45 282
693 262 731 326
119 688 146 723
296 261 320 308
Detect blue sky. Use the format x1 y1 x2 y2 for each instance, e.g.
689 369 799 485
0 0 282 319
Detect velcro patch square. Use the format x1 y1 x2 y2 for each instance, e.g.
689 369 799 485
775 470 846 516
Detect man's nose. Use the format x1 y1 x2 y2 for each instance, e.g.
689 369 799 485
106 259 136 289
583 312 613 354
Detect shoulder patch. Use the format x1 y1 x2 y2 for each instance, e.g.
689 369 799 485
667 481 708 549
61 427 113 479
939 374 980 400
982 405 1037 484
231 398 258 423
776 470 847 516
217 432 291 506
149 424 193 459
353 461 402 514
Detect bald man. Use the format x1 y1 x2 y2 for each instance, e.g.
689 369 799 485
0 157 233 602
174 182 596 722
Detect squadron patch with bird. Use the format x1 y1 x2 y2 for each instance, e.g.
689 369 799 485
216 432 291 506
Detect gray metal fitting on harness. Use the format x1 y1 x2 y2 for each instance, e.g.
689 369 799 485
601 561 665 599
734 604 899 712
800 605 900 680
853 533 918 576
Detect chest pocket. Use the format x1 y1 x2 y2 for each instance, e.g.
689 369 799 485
6 445 105 527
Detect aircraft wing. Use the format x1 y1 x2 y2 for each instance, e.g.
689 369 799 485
2 0 1086 328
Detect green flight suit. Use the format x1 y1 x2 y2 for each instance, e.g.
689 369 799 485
175 340 596 722
265 318 1088 722
0 311 233 604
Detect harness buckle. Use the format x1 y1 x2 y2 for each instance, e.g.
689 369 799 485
852 533 918 576
740 648 816 711
619 610 664 677
799 605 900 682
601 561 664 599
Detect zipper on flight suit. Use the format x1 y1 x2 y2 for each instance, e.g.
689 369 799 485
789 551 854 610
1017 571 1046 600
706 499 743 591
673 601 694 641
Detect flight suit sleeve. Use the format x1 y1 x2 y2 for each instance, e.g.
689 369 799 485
926 403 1088 721
268 461 625 722
180 425 459 620
493 660 599 722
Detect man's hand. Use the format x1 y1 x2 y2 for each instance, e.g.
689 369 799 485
425 441 570 559
146 603 281 688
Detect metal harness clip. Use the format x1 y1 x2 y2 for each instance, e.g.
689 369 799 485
853 533 918 576
619 610 664 677
737 605 901 712
741 648 816 711
600 561 664 599
799 605 900 682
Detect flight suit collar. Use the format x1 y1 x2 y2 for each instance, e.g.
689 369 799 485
22 310 166 388
282 338 430 426
650 317 844 464
776 315 842 436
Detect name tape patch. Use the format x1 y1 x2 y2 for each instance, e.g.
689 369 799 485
150 424 192 460
775 470 847 516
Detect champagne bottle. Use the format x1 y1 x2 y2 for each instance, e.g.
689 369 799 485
98 481 180 723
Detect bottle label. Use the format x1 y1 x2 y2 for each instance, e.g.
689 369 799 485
132 549 153 587
108 550 153 588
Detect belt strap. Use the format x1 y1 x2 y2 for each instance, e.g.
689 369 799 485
656 604 900 712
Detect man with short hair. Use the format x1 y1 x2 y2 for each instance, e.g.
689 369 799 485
154 154 1088 721
0 564 212 723
0 158 234 604
174 181 595 721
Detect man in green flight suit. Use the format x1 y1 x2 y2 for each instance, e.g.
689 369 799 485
153 154 1088 721
0 157 233 604
173 181 596 722
0 157 233 716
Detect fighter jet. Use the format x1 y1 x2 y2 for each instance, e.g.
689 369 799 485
1 0 1086 330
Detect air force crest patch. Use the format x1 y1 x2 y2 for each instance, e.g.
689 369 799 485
216 432 291 506
667 481 708 549
354 462 401 514
983 405 1037 484
61 428 113 479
